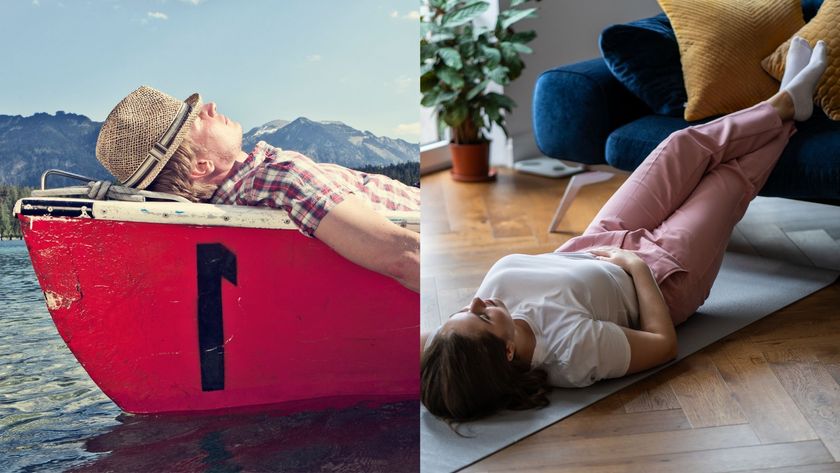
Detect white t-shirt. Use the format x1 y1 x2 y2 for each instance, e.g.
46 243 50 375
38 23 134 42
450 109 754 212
475 252 639 387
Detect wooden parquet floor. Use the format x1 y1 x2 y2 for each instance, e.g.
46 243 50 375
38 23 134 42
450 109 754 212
421 167 840 473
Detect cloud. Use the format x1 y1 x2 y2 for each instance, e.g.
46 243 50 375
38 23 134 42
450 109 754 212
147 11 168 20
32 0 40 5
394 122 421 138
391 10 420 20
387 75 414 94
179 0 204 5
306 54 322 63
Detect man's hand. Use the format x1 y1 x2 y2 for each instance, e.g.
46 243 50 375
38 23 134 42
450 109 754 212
588 246 646 274
314 196 419 292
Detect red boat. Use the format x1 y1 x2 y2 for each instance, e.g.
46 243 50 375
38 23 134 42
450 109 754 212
14 182 419 415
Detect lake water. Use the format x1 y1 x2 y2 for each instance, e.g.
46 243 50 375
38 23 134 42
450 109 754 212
0 240 419 472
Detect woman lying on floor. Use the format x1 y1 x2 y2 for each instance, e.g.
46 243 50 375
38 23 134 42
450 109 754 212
420 37 829 423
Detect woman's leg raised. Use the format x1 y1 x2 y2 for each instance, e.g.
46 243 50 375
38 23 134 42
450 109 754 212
585 101 794 236
656 99 796 324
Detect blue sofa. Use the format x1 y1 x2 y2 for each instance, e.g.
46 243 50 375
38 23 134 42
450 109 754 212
532 1 839 231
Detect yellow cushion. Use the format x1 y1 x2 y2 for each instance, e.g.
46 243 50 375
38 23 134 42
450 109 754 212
657 0 804 121
762 0 840 120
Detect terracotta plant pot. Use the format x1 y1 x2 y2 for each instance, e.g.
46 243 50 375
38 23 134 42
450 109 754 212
449 141 496 182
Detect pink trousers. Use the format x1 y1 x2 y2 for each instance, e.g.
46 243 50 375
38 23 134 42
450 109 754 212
558 102 796 325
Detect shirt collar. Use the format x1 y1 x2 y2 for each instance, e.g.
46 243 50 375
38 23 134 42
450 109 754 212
211 141 275 198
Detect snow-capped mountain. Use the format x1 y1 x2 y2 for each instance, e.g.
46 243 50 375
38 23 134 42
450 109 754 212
243 117 418 168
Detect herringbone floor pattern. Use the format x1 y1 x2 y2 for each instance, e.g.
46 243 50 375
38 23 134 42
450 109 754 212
421 167 840 473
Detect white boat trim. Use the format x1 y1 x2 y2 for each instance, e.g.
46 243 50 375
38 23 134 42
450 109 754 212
15 198 420 233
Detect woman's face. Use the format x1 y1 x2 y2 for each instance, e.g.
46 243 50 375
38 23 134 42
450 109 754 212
441 297 516 343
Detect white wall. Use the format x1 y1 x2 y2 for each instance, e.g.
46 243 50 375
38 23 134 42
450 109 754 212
502 0 663 163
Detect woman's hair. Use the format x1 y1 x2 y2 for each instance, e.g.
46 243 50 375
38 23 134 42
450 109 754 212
421 330 551 426
149 139 219 202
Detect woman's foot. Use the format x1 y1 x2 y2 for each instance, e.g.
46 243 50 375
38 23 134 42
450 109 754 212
780 36 812 89
783 40 829 121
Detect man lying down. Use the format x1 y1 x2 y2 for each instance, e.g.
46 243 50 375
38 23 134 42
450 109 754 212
95 85 420 292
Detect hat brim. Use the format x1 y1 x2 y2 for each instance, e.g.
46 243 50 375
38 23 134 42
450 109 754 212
133 92 203 190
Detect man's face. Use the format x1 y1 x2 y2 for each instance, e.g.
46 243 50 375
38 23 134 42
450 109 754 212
187 102 244 184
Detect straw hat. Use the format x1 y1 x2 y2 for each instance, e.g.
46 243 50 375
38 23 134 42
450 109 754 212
96 86 202 189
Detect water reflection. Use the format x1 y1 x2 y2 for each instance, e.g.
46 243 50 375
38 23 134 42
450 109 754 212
70 401 419 472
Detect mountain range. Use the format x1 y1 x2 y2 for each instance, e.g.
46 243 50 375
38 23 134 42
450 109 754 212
0 112 418 188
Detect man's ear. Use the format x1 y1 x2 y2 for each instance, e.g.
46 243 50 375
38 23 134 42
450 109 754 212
189 157 215 182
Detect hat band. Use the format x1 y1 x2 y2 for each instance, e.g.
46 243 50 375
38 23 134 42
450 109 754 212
122 102 192 188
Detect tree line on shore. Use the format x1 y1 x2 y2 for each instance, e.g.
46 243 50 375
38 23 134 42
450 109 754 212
0 185 32 239
355 162 420 187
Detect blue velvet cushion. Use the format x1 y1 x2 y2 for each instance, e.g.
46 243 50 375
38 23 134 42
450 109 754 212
605 108 840 200
599 13 686 117
802 0 824 20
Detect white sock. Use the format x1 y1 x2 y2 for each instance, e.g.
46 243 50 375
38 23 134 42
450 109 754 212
784 40 828 121
780 36 812 89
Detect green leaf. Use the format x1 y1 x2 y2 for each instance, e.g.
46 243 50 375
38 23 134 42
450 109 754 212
510 0 529 6
466 79 489 100
485 92 516 111
420 70 438 92
428 32 456 42
420 22 433 36
420 61 435 76
509 30 537 44
429 0 447 9
485 105 501 123
420 41 436 61
421 89 440 107
436 90 459 105
421 89 458 107
437 47 463 69
438 67 465 90
442 1 489 27
501 7 536 30
480 45 501 67
506 57 524 80
511 42 532 54
443 102 469 127
487 66 510 85
499 42 519 64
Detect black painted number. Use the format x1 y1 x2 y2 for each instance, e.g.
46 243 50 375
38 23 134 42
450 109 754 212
196 243 237 391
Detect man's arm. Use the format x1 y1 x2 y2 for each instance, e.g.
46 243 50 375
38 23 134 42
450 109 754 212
589 247 678 374
314 195 420 292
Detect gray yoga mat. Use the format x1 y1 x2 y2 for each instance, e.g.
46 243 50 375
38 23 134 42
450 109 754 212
420 251 840 473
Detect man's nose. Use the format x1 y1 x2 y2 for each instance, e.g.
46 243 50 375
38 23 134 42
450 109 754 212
204 102 217 117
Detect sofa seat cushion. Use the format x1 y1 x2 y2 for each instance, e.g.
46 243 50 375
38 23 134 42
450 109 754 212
605 110 840 199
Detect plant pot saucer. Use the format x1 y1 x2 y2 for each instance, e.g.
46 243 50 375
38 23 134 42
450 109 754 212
450 168 497 183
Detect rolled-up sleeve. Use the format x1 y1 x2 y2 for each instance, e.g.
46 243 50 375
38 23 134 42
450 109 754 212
241 156 351 237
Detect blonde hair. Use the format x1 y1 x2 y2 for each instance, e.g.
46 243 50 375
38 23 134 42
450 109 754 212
149 138 219 202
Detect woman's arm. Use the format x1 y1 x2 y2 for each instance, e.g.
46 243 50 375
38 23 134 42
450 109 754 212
315 195 420 292
589 248 678 374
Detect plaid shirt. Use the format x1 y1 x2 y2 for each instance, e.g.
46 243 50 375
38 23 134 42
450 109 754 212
210 141 420 237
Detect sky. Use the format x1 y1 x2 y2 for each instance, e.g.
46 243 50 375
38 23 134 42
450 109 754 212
0 0 420 142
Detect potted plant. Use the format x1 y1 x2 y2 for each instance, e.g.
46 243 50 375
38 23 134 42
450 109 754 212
420 0 539 182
